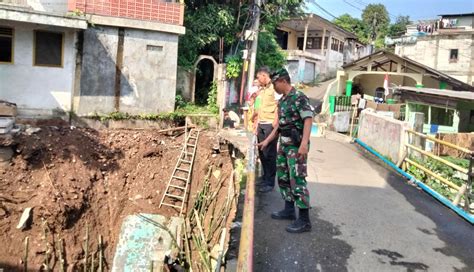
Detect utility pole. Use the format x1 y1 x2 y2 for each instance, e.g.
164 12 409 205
245 0 261 104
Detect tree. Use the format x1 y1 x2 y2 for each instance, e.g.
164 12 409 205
362 4 390 43
178 0 304 69
388 15 411 37
256 31 287 70
333 13 369 43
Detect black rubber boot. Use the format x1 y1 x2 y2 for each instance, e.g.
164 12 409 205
286 208 311 233
271 201 296 220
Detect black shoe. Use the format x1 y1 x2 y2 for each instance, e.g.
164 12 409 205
271 201 296 220
258 185 273 193
286 218 312 233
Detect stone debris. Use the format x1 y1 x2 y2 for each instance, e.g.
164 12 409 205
16 207 32 230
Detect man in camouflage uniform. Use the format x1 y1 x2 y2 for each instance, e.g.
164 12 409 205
258 68 313 233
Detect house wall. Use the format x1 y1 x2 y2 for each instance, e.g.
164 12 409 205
0 22 77 117
396 34 474 84
76 25 178 115
28 0 69 13
176 66 193 101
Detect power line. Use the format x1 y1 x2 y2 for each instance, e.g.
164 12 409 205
308 0 338 19
342 0 400 21
343 0 363 11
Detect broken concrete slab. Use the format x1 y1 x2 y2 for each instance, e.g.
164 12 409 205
0 101 17 117
0 147 13 162
25 127 41 136
0 118 14 134
112 213 184 272
16 207 32 230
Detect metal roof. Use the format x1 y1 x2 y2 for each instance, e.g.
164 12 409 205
396 86 474 101
342 50 474 92
437 12 474 17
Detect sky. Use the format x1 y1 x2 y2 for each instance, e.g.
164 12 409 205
306 0 474 22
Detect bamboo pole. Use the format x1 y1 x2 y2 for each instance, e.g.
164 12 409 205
453 184 467 206
91 251 95 272
407 130 474 155
84 224 89 272
23 237 29 272
405 158 461 191
98 235 103 272
58 238 65 272
465 156 473 212
149 260 154 272
405 143 469 174
42 220 51 272
158 125 196 134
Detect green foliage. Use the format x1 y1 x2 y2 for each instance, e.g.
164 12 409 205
334 5 412 49
91 104 217 124
225 55 242 79
388 15 412 37
234 158 247 186
406 156 472 201
333 13 369 44
362 4 390 42
175 94 187 110
178 0 304 69
256 31 287 71
178 4 236 68
207 81 219 114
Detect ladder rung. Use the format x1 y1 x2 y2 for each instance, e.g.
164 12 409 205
169 184 186 190
181 160 192 163
177 168 190 172
187 144 196 147
189 136 197 139
161 203 182 209
172 176 188 181
166 193 184 200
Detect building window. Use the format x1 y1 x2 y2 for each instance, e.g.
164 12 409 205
411 104 429 124
449 49 458 62
331 38 342 52
431 106 454 127
0 27 13 63
34 30 64 67
297 37 322 50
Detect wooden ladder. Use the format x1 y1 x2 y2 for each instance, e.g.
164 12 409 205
159 129 200 215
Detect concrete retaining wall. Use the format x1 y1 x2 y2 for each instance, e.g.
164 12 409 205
358 110 411 163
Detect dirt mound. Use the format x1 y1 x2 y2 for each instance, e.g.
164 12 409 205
0 127 230 270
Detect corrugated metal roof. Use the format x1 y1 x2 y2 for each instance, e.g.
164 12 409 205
396 86 474 101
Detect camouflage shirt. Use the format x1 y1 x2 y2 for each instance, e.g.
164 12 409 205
278 88 313 131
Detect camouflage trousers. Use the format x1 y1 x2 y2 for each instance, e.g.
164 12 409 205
276 144 310 209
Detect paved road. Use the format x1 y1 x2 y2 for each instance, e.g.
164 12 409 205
254 137 474 271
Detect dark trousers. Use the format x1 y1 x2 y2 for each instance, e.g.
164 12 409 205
257 123 278 187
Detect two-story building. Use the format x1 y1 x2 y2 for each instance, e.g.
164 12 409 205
391 12 474 86
276 13 372 83
0 0 185 118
